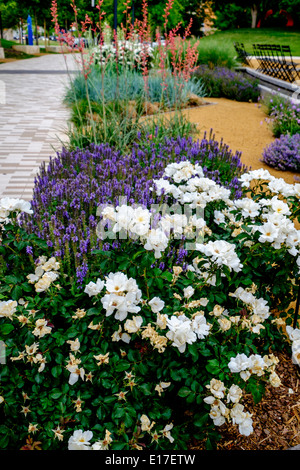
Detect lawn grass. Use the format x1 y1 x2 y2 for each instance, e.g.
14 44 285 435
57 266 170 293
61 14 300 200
0 39 18 48
0 39 36 61
0 38 61 62
200 27 300 57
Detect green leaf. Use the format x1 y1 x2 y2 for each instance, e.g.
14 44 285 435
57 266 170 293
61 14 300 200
112 406 125 420
103 395 116 404
186 271 195 280
193 412 209 428
92 250 112 257
12 285 23 300
154 277 164 290
87 307 100 316
191 380 200 393
188 344 199 362
178 387 191 398
96 407 103 420
13 240 27 251
112 442 129 450
0 432 9 448
161 271 173 282
124 413 134 428
206 359 221 375
139 383 152 396
50 389 63 400
51 366 62 378
186 392 196 403
247 380 265 404
0 324 14 335
102 378 112 389
4 275 19 284
205 437 215 450
21 282 32 292
34 373 43 384
115 360 131 372
132 250 145 260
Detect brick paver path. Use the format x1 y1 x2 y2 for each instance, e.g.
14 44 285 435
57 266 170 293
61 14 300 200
0 53 79 200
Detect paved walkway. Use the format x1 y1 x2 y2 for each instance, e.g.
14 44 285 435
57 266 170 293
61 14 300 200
0 53 79 200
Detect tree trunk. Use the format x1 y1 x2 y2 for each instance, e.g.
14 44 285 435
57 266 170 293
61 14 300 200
0 11 3 48
44 18 48 46
20 19 23 44
251 3 258 29
35 12 39 46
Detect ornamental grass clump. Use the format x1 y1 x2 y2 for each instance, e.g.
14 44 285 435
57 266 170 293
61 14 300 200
24 132 247 286
65 67 205 111
53 0 203 152
65 66 206 151
0 166 300 450
262 133 300 172
192 65 260 102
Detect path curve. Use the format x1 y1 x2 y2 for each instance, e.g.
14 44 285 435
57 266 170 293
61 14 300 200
0 53 78 200
0 55 299 202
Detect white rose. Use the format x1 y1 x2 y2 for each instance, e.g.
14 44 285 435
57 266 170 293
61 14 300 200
148 297 165 313
183 286 195 299
166 315 196 353
84 279 105 297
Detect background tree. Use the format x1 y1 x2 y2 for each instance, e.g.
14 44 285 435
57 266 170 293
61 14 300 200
278 0 300 27
98 0 205 37
212 0 277 28
0 0 211 40
0 0 21 30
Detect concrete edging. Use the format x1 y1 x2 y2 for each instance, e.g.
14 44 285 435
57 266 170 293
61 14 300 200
12 45 40 55
45 45 70 53
236 66 300 103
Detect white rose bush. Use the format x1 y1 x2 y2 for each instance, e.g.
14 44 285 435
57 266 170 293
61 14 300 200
0 160 300 451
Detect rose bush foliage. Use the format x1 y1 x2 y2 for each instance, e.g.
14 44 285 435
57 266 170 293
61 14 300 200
0 164 300 450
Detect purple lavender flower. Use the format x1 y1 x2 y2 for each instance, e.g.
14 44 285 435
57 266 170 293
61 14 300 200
192 65 260 102
76 262 88 286
23 133 247 285
26 246 33 256
261 134 300 172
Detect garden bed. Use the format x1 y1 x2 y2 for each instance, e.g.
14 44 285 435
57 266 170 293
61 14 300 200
190 347 300 450
183 96 299 186
1 0 300 452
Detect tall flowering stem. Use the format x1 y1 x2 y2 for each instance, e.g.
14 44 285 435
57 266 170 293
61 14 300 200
158 2 199 110
50 0 60 37
135 0 152 99
163 0 175 32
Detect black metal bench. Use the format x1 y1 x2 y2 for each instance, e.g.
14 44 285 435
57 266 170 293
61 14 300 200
252 43 300 82
281 45 300 82
233 42 252 67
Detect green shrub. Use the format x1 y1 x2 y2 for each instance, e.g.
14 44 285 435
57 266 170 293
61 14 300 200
0 164 299 450
194 39 238 69
192 66 260 102
262 92 300 137
213 4 251 30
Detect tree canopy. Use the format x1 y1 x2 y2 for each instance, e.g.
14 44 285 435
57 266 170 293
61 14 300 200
212 0 300 28
0 0 206 36
1 0 298 37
